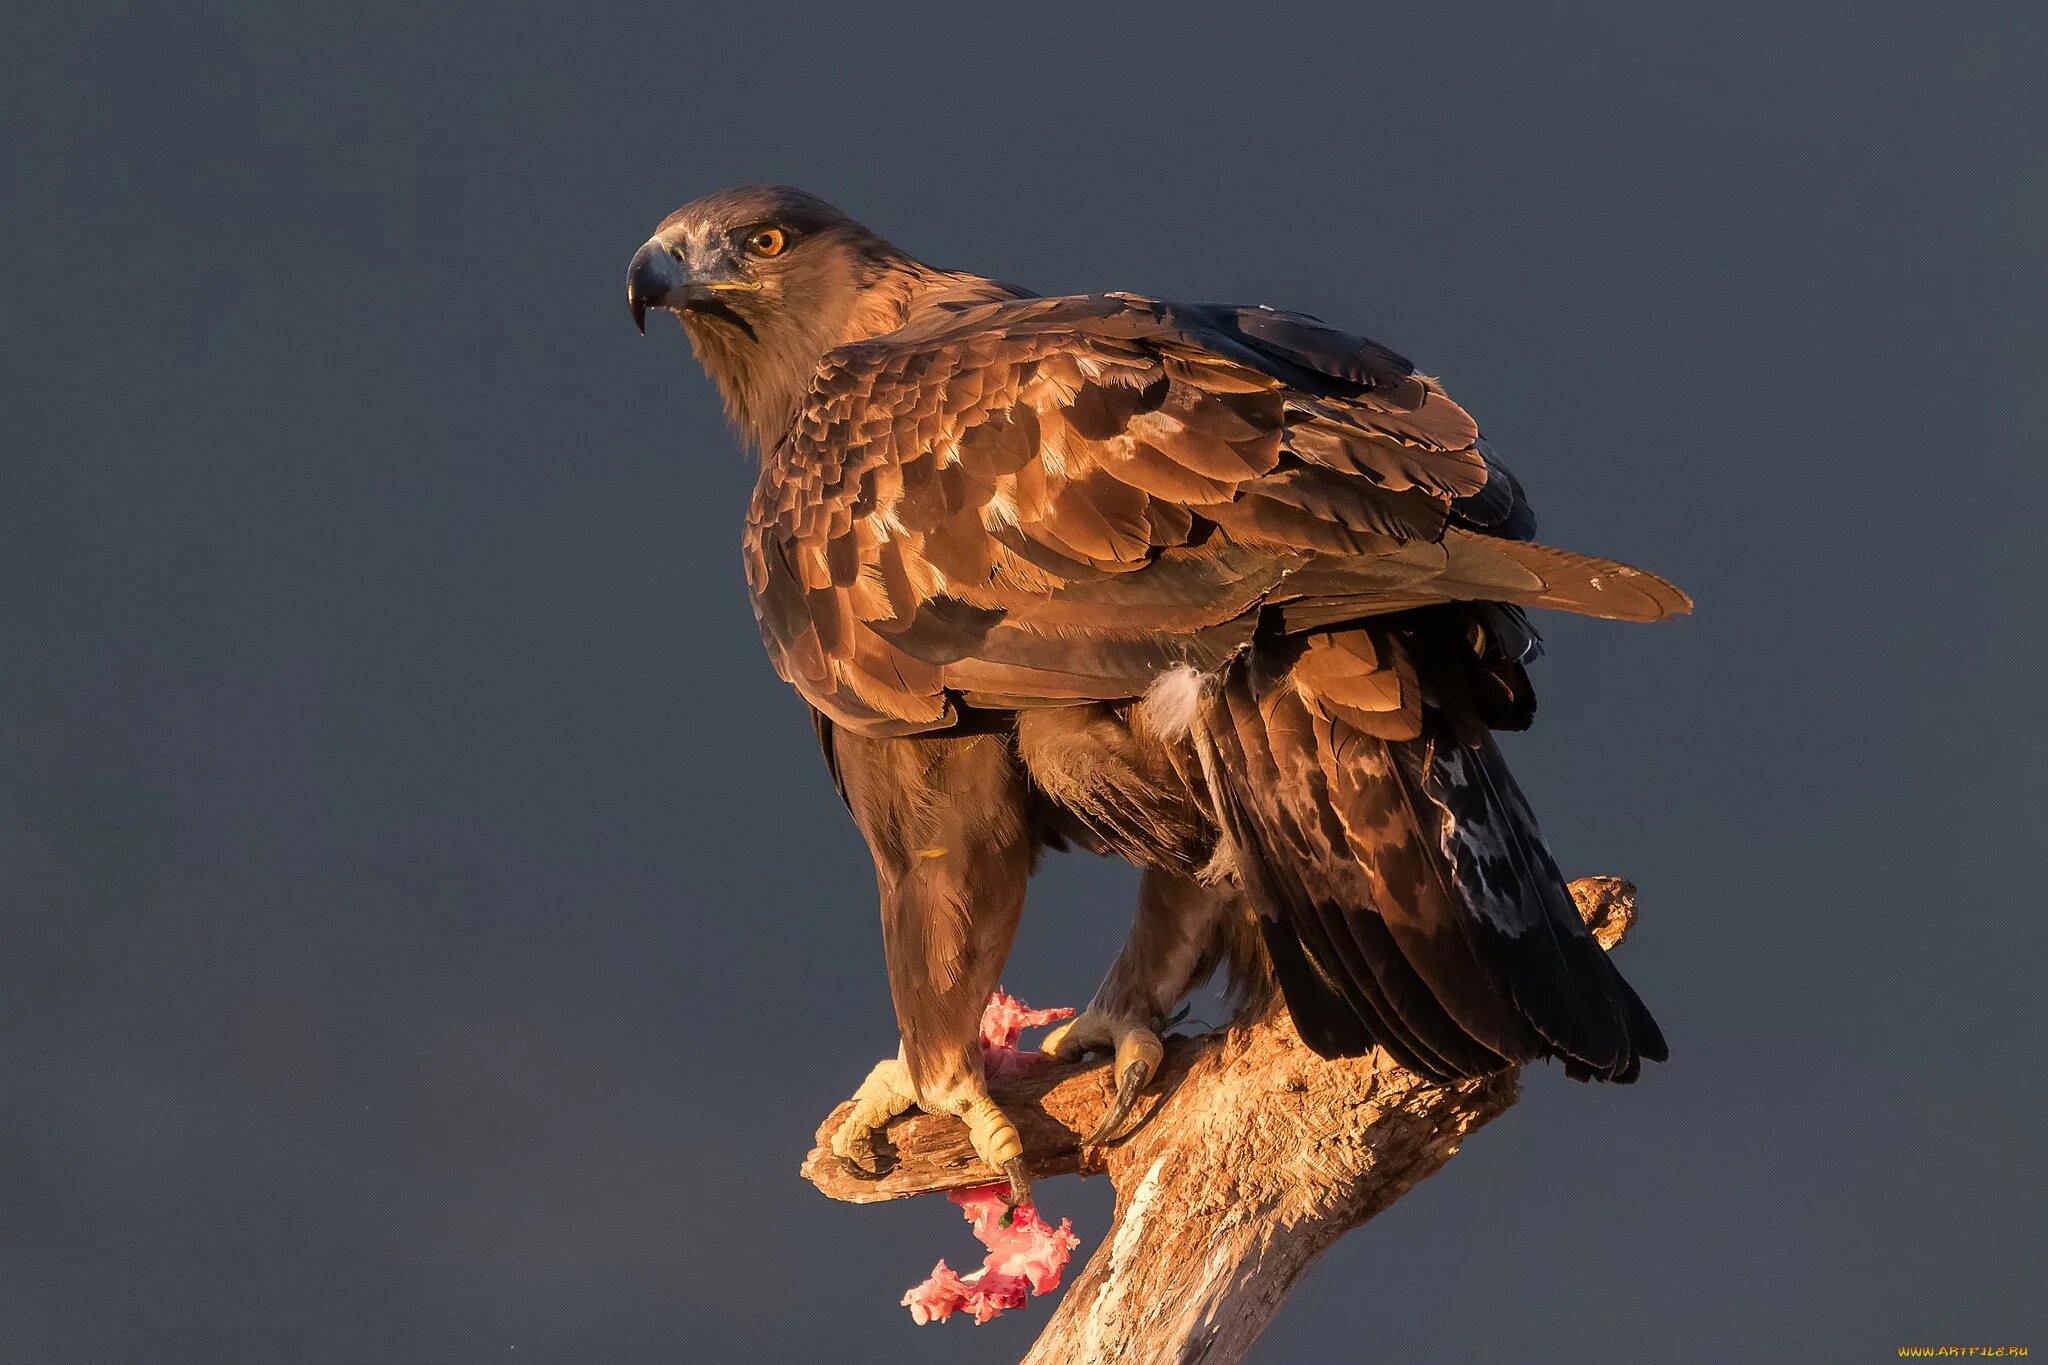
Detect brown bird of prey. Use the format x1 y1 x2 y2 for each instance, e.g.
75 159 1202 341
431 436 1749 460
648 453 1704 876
628 186 1687 1205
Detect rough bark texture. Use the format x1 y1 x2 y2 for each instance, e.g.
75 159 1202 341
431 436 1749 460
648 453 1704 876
800 875 1643 1364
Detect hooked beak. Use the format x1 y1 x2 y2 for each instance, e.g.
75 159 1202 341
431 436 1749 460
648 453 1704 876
627 238 760 338
627 240 682 335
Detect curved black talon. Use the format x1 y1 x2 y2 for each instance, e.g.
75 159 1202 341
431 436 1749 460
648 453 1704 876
837 1152 892 1182
1083 1058 1153 1147
1000 1156 1032 1211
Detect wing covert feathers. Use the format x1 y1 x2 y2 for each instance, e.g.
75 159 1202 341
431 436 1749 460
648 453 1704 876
743 289 1688 735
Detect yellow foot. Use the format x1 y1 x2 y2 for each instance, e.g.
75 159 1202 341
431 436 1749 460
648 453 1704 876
1041 1009 1165 1145
829 1056 917 1178
955 1092 1031 1207
829 1059 1032 1206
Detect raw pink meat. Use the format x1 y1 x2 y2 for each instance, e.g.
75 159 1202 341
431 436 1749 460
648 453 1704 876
902 992 1082 1325
902 1184 1081 1326
979 988 1075 1079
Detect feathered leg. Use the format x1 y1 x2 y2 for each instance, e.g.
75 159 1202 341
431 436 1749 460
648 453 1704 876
1012 705 1268 1141
825 727 1039 1202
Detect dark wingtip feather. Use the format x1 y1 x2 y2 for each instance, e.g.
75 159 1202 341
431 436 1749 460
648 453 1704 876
1615 966 1669 1065
1198 640 1667 1088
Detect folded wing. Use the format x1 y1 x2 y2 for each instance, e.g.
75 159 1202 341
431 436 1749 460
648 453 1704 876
744 293 1687 735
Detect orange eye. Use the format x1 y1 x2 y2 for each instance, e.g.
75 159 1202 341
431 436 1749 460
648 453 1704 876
747 227 788 258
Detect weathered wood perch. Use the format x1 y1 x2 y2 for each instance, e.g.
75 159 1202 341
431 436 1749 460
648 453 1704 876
801 876 1644 1364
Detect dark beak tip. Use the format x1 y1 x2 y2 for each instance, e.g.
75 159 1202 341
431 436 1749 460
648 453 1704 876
627 239 681 336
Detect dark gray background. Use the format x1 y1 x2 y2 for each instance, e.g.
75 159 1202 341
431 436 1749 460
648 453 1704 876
5 2 2043 1361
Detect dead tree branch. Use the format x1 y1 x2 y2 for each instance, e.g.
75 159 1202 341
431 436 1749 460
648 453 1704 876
801 876 1643 1364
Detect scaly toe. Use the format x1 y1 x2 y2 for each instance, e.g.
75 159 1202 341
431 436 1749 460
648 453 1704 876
829 1056 917 1176
960 1093 1024 1171
1040 1010 1113 1062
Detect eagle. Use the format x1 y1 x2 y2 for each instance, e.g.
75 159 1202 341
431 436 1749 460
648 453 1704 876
627 186 1687 1204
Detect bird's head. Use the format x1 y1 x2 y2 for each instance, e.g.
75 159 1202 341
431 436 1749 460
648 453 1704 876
628 185 916 448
